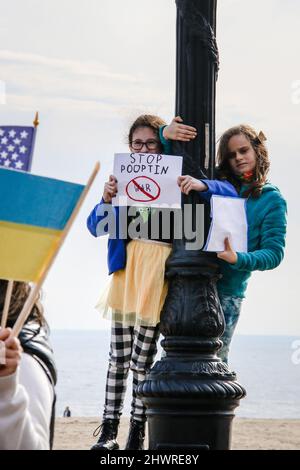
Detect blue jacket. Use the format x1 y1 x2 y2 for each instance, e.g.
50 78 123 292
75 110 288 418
86 180 238 274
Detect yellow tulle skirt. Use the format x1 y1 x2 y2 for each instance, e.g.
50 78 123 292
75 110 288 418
96 239 172 327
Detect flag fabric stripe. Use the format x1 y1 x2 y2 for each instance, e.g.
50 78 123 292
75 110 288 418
0 221 61 282
0 168 84 230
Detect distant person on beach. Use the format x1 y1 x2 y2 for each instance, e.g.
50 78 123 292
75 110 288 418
87 114 238 450
168 121 287 363
63 406 71 417
0 281 57 450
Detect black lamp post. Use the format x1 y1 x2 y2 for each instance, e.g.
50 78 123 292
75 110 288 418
137 0 246 450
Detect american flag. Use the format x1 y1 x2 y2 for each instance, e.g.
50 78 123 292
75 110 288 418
0 125 36 172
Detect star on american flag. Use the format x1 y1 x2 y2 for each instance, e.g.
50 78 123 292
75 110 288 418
0 125 35 171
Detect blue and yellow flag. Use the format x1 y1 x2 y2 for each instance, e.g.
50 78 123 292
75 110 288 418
0 167 84 282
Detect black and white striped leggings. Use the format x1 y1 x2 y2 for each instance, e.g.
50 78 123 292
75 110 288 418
103 322 160 423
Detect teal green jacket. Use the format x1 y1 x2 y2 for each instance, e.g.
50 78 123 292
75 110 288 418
217 183 287 299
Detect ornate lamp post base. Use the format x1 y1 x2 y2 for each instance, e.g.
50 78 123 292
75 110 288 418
140 358 245 450
138 273 246 450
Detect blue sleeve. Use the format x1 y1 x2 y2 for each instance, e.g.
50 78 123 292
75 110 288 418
199 180 238 201
232 192 287 272
87 198 111 237
159 125 172 155
158 128 238 199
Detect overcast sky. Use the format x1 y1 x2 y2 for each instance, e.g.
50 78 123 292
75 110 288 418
0 0 299 335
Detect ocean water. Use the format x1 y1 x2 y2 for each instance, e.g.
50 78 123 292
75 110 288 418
51 330 300 419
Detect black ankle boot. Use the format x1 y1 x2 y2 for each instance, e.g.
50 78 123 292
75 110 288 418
125 419 146 450
90 419 120 451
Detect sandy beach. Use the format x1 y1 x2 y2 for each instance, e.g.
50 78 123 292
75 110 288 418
53 417 300 450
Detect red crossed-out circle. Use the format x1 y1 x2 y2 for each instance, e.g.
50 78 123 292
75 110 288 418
126 176 161 202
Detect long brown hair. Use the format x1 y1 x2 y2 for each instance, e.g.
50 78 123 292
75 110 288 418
217 124 270 198
0 281 45 327
128 114 166 153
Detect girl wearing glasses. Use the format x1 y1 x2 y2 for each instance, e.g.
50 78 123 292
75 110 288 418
87 114 237 450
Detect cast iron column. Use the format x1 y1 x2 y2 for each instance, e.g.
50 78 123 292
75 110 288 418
137 0 246 450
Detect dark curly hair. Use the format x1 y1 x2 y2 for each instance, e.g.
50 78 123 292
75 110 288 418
217 124 270 198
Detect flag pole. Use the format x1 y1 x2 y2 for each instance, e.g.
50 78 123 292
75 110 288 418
11 162 100 337
1 280 14 329
33 111 39 128
27 111 39 172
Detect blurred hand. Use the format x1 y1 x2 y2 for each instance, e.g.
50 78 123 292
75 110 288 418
163 116 197 142
0 328 22 377
177 175 208 195
102 175 118 203
217 237 238 264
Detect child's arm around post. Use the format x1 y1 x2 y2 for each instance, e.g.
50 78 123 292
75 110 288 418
162 117 239 200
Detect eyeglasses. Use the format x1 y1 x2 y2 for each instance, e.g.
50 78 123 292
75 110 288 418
130 139 160 151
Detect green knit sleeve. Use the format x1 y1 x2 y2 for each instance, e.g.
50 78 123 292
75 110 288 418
159 125 172 155
232 192 287 272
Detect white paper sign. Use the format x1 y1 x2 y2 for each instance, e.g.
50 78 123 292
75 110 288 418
112 153 183 207
204 196 248 253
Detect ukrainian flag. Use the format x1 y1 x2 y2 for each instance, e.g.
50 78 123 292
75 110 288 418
0 167 84 282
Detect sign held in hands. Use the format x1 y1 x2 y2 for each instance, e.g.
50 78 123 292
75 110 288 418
112 153 183 207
